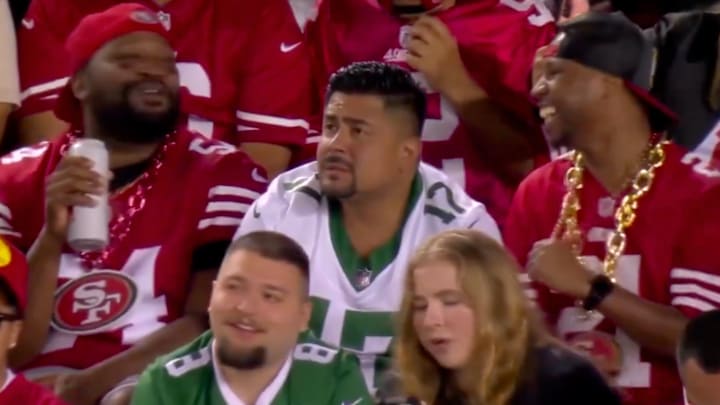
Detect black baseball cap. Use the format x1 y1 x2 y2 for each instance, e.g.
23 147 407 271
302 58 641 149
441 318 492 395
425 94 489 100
545 11 678 131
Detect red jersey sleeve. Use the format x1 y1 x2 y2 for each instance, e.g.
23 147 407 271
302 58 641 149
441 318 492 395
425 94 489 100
504 160 568 306
16 0 72 117
668 185 720 318
16 0 113 118
306 0 338 106
504 165 549 304
0 142 54 249
232 0 313 148
189 138 269 247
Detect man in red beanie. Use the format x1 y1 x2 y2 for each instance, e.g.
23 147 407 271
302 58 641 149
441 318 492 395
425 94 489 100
0 4 267 404
16 0 311 178
0 237 67 404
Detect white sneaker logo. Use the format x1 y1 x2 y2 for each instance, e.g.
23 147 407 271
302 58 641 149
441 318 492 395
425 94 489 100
22 18 35 30
280 42 301 53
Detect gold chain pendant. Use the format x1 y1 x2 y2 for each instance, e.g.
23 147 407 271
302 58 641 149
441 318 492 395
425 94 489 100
551 140 668 306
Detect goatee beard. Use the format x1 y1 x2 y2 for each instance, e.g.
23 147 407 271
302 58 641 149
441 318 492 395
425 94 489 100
217 341 267 370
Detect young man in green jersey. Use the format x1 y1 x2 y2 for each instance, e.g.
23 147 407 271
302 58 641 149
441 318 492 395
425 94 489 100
131 231 372 405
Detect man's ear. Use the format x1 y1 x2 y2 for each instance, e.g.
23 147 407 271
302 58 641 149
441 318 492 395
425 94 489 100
71 71 90 102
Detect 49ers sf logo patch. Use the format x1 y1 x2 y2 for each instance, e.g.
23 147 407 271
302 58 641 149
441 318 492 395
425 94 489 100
52 271 138 335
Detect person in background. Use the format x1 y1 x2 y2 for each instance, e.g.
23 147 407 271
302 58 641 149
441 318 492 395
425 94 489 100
0 237 66 404
677 310 720 405
131 231 372 405
16 0 312 178
0 4 267 405
304 0 557 226
395 229 620 405
234 61 501 392
507 12 720 405
0 0 19 144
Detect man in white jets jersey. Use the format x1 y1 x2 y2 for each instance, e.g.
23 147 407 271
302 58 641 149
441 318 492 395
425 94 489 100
234 61 501 391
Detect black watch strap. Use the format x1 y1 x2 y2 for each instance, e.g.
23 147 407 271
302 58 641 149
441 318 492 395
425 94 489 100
582 274 615 311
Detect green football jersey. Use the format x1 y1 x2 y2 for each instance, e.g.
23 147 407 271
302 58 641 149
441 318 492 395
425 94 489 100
131 331 373 405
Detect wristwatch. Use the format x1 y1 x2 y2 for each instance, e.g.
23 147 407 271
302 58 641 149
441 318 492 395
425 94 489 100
582 274 615 311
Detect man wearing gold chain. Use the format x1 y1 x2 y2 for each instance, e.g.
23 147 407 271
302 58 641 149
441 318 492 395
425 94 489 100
505 12 720 405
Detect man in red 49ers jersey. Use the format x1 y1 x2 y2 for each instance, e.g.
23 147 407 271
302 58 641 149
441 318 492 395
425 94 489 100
505 13 720 405
305 0 556 225
17 0 311 178
0 5 267 405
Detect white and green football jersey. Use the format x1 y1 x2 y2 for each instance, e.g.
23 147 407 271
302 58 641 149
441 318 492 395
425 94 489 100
131 331 372 405
234 162 501 390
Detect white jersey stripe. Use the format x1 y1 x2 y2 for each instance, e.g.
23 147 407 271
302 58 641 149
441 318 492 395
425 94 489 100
206 202 250 214
671 268 720 288
671 283 720 305
236 111 310 130
20 77 69 101
208 186 261 200
672 296 717 312
197 216 244 230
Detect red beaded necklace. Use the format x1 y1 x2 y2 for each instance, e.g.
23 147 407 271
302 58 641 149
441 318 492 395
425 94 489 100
60 131 178 270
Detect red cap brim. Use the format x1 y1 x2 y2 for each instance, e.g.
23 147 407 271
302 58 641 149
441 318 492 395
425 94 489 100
624 81 678 131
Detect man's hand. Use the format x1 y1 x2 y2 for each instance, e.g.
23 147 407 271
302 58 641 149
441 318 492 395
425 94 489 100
44 155 107 240
34 370 106 405
527 238 595 298
406 16 476 99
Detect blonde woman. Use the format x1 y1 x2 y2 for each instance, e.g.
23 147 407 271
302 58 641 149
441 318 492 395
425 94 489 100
395 230 620 405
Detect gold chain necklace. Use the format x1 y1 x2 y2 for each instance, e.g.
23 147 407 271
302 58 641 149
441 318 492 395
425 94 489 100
551 140 669 283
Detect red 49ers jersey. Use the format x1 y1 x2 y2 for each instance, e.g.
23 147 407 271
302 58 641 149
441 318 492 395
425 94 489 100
0 130 266 372
503 143 720 405
17 0 312 147
306 0 556 224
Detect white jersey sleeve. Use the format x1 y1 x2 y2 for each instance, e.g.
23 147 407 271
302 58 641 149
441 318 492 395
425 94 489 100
233 162 318 240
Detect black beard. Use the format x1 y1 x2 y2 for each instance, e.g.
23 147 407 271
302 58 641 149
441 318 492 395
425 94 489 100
89 85 180 145
217 340 267 370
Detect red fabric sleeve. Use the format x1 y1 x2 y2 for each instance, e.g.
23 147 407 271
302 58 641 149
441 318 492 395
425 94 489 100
232 0 313 148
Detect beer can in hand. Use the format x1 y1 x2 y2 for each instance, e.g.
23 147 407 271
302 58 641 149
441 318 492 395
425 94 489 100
67 139 110 252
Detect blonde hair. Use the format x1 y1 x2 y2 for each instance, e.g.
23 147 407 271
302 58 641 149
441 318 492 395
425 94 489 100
396 230 544 405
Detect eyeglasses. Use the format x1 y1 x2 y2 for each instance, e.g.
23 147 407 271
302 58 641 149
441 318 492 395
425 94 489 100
0 313 20 323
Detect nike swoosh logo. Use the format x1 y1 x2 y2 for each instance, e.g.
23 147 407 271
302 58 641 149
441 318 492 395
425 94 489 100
251 168 268 183
341 399 362 405
22 18 34 30
280 42 301 53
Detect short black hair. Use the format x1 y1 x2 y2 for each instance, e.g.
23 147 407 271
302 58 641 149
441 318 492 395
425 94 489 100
325 61 426 135
678 310 720 373
0 278 20 315
225 231 309 292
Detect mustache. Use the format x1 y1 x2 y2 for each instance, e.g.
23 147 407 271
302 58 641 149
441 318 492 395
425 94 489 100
320 155 353 170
